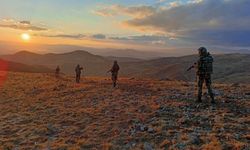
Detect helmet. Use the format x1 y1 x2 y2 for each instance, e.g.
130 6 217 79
198 47 207 56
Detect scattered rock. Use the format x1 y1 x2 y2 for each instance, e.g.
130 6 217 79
231 83 240 87
138 105 152 113
213 89 223 96
245 92 250 96
174 143 186 150
159 78 171 81
124 141 136 149
148 128 154 133
189 134 202 145
140 125 147 132
143 142 154 150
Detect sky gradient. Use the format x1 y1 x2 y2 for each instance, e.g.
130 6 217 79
0 0 250 54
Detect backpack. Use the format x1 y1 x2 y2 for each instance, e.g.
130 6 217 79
198 54 213 74
112 64 120 73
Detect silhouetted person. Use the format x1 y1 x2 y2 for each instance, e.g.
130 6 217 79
188 47 215 103
55 66 60 78
108 60 120 87
75 64 83 83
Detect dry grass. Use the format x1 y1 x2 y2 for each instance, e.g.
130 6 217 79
0 72 249 149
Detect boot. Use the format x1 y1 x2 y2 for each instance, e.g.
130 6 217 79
210 94 215 104
196 96 202 103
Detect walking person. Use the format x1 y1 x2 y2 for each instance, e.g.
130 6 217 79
107 60 120 87
55 65 60 78
75 64 83 83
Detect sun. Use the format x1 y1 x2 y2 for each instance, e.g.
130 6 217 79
21 33 31 41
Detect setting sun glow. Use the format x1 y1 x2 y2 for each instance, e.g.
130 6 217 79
21 33 31 41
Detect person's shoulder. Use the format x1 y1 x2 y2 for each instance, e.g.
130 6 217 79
207 54 213 60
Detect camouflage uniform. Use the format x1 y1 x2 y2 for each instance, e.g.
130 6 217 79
196 47 215 103
109 61 120 87
75 64 83 83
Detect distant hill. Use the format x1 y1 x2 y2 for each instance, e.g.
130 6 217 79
0 50 113 75
106 56 143 62
1 51 250 83
98 49 166 59
121 53 250 83
0 59 53 73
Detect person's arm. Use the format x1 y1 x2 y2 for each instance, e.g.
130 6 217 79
107 69 112 73
117 65 120 71
186 62 198 71
187 65 194 71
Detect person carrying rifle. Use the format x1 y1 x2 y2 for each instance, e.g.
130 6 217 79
107 60 120 87
187 47 215 104
55 65 60 78
75 64 83 83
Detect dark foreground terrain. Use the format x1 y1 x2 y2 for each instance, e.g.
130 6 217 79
0 72 249 149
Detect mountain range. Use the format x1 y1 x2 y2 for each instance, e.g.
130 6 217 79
1 41 250 58
0 50 249 83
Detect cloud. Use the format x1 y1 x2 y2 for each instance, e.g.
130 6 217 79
109 35 173 45
94 4 156 18
92 34 106 39
37 32 174 45
37 33 107 40
124 0 250 46
97 0 250 47
19 21 31 25
37 34 85 39
0 19 47 31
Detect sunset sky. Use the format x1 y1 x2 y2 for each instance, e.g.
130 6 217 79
0 0 250 54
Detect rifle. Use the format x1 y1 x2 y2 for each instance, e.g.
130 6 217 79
186 62 197 71
186 62 198 82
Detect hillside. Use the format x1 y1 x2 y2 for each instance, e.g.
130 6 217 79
121 54 250 83
0 59 53 73
0 72 249 149
1 51 250 83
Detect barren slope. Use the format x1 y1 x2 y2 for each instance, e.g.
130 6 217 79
0 72 249 149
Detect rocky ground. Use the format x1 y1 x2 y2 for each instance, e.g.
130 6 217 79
0 72 249 149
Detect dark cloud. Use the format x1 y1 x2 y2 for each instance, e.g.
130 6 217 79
19 21 31 25
184 29 250 47
122 0 250 47
92 34 106 39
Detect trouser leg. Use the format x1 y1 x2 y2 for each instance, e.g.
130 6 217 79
112 73 117 87
78 74 81 83
76 74 80 83
197 76 204 102
205 75 215 103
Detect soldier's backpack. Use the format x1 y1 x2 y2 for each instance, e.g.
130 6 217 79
198 54 213 74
